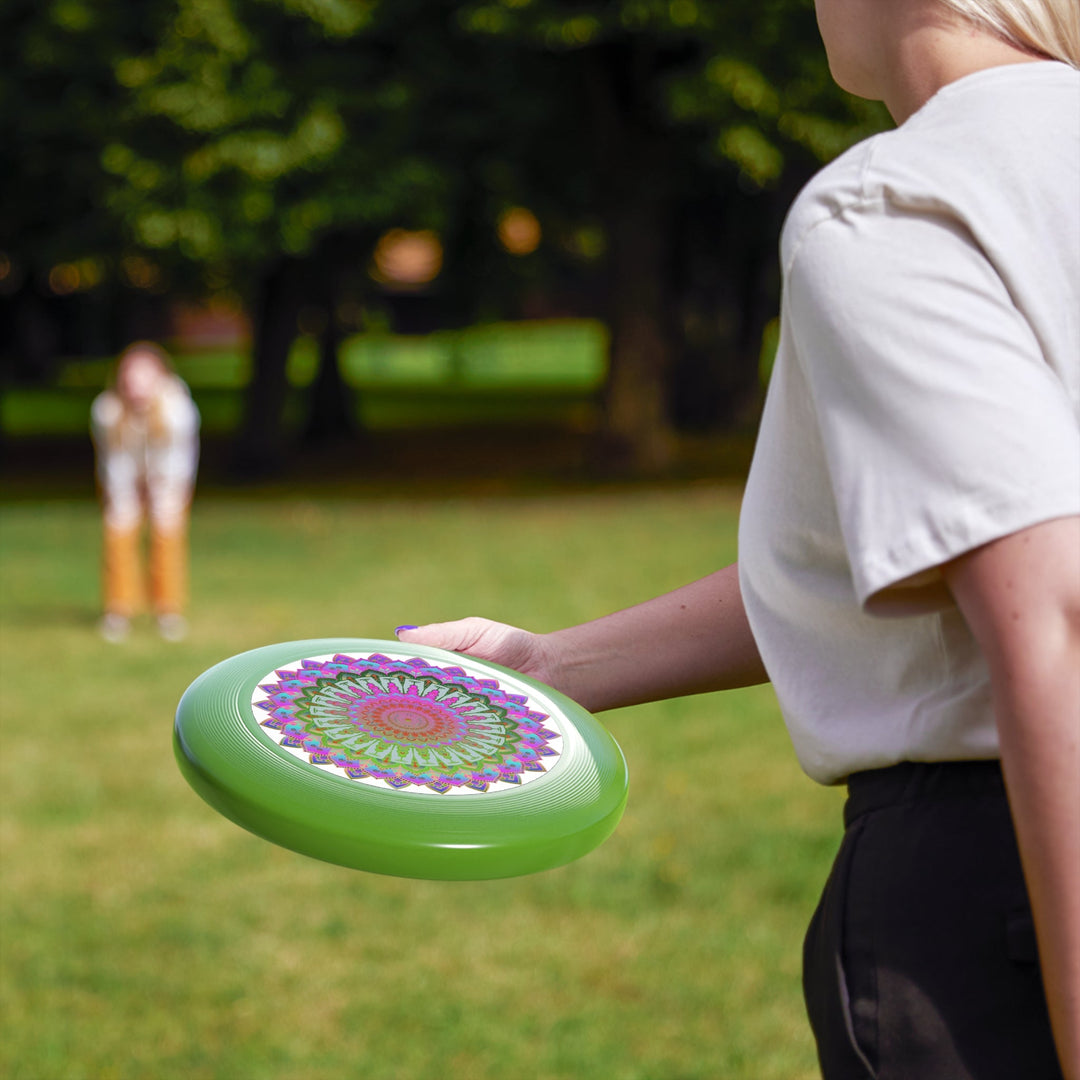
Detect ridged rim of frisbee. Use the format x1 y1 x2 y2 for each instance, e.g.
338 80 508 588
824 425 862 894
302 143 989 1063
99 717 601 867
174 638 628 880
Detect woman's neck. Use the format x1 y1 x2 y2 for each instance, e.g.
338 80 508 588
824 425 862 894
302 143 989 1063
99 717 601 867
884 14 1048 124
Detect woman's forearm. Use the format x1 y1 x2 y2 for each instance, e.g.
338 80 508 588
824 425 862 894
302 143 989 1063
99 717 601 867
542 562 768 713
995 663 1080 1080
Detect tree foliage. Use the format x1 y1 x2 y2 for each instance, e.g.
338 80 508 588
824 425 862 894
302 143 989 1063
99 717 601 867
1 0 890 471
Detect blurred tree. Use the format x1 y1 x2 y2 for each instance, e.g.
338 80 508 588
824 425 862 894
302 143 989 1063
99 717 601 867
454 0 890 470
0 0 165 380
95 0 437 472
98 0 564 474
1 0 889 474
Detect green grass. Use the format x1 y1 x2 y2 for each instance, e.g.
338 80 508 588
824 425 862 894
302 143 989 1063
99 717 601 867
0 487 842 1079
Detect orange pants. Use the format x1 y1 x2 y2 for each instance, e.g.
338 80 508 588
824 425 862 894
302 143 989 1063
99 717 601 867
102 517 188 618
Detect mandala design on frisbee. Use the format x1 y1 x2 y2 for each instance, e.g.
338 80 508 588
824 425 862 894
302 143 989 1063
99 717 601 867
252 653 562 795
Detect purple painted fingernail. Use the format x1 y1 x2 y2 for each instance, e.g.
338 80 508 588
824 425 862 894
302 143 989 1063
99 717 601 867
395 625 418 635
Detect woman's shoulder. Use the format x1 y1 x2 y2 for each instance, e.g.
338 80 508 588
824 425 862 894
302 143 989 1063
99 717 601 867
779 136 885 270
91 389 124 429
156 375 200 429
782 62 1079 273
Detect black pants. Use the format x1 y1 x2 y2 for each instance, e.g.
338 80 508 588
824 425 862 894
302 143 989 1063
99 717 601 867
803 761 1063 1080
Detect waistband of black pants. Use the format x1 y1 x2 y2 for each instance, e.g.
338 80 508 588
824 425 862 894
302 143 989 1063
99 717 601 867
844 759 1005 829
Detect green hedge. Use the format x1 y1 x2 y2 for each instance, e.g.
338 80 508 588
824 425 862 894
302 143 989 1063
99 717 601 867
3 320 609 436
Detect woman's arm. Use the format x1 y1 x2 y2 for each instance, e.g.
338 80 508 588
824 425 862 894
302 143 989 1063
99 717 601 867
398 562 768 713
944 515 1080 1080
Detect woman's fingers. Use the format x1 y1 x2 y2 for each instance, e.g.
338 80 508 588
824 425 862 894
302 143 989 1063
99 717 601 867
395 618 548 681
396 617 499 654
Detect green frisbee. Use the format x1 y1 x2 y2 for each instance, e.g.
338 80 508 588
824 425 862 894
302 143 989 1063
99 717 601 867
174 638 628 880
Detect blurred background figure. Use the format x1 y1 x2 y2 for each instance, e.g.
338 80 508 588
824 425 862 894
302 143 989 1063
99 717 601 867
90 342 199 642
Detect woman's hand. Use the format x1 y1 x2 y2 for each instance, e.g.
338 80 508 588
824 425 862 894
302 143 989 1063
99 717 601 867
396 618 562 688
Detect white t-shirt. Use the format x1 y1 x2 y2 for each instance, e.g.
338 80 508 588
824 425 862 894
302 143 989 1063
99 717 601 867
92 375 200 531
739 61 1080 785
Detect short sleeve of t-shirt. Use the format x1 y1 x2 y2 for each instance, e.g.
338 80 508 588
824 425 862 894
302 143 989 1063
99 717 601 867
787 202 1080 611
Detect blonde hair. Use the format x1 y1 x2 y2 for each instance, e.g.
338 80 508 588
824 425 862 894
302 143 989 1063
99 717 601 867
938 0 1080 66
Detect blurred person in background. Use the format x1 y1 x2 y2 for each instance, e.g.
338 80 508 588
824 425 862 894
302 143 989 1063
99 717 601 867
398 0 1080 1077
91 342 200 643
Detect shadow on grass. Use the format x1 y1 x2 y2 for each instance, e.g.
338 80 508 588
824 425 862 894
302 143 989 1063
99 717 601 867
1 603 101 629
1 425 758 503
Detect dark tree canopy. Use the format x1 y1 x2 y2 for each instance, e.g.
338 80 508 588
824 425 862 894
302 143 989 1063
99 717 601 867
1 0 890 472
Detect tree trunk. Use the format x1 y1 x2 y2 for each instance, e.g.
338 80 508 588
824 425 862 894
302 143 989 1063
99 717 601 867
668 187 781 432
302 303 355 447
3 278 60 384
231 257 304 479
585 42 677 475
602 187 675 471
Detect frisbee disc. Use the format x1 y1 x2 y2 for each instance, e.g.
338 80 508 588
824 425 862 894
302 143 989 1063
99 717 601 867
174 638 628 880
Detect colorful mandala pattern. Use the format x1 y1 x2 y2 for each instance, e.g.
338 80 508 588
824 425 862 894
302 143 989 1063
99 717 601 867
252 653 562 795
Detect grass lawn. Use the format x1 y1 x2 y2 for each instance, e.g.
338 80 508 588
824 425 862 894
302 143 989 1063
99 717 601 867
0 485 842 1080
